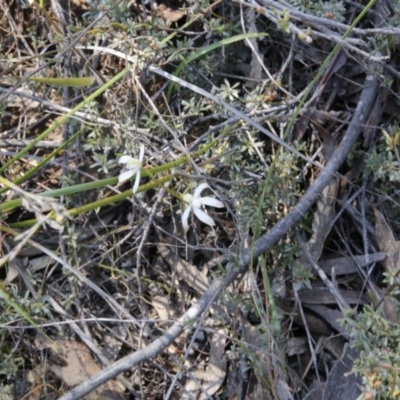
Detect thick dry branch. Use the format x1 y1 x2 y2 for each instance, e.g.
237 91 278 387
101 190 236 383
245 0 400 37
59 71 380 400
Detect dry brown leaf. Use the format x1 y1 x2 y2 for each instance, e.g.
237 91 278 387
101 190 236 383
5 259 20 282
298 288 367 305
152 294 178 321
299 132 338 265
202 329 227 397
303 380 325 400
244 9 264 89
225 362 243 399
320 336 346 360
285 337 308 357
34 336 125 400
239 314 274 391
374 208 400 274
275 379 294 400
181 361 207 400
156 4 185 22
370 210 400 323
322 345 361 400
182 329 226 399
71 0 89 10
302 176 338 263
275 297 333 336
370 284 400 323
318 252 385 275
311 122 337 161
19 366 44 400
305 305 347 337
383 295 400 323
246 381 273 400
158 244 209 296
101 325 126 363
152 294 182 354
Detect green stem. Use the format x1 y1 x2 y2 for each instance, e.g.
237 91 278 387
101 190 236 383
0 67 131 181
0 139 217 214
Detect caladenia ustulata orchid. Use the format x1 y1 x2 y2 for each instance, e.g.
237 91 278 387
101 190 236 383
118 145 145 194
182 183 225 233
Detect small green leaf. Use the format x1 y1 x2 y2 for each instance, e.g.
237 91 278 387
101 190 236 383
0 284 47 338
27 76 95 87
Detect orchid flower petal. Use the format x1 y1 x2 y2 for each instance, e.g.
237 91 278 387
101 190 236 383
182 205 192 232
200 197 225 208
138 144 145 162
132 170 141 193
118 169 137 183
183 193 193 205
192 197 204 209
126 159 142 169
193 207 216 228
118 155 133 164
193 183 210 198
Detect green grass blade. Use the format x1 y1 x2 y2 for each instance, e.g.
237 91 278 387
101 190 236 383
27 77 95 87
0 284 46 337
0 67 130 178
166 32 267 99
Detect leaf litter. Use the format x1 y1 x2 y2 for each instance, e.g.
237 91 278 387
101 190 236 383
0 0 399 399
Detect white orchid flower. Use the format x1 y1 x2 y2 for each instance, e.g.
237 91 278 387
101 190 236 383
182 183 225 233
118 145 144 194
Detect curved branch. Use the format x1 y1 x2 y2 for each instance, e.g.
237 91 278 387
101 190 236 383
59 71 380 400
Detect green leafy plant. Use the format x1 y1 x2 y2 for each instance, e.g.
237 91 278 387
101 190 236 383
343 303 400 399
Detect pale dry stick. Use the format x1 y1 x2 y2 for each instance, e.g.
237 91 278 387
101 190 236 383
46 0 108 85
0 12 106 104
296 233 350 312
0 222 44 268
150 67 378 196
44 295 141 398
327 187 364 235
133 75 192 160
150 66 324 169
136 189 166 320
2 2 35 56
241 0 389 62
0 139 63 149
2 240 64 335
157 290 222 400
251 0 400 36
187 101 296 151
58 70 379 400
301 336 325 381
77 45 305 164
3 230 143 329
135 189 166 398
2 317 169 329
293 289 320 381
251 3 387 62
276 33 296 84
77 227 142 273
239 4 294 98
188 104 297 151
0 87 149 135
134 76 209 179
76 46 192 154
0 153 65 176
334 208 382 300
308 30 388 62
2 241 40 299
360 179 372 281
